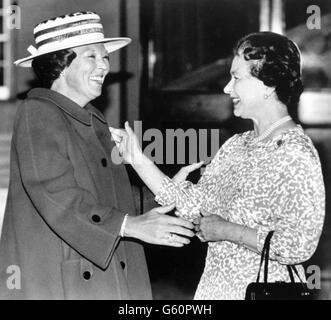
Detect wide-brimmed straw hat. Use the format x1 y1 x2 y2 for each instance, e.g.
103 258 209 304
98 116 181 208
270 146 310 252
14 11 131 67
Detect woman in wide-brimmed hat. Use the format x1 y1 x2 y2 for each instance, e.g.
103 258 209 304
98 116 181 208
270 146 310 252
0 11 194 300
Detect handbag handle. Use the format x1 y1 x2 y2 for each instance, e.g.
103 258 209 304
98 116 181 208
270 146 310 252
256 230 304 284
256 230 274 283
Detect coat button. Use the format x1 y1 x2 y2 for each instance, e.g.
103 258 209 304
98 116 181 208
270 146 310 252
277 140 283 147
120 261 126 269
91 214 101 223
101 158 108 167
83 271 91 280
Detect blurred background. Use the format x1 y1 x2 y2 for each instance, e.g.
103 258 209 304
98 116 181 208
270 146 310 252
0 0 331 299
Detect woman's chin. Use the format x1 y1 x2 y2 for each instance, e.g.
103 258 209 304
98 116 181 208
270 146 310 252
233 109 242 118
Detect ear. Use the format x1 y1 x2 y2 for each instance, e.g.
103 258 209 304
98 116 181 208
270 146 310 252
50 70 66 91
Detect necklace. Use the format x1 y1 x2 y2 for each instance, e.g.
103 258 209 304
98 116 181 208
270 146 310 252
252 115 292 144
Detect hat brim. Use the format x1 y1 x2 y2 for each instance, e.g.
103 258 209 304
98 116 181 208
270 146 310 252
14 37 131 67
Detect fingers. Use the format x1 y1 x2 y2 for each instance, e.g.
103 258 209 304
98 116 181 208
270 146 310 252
109 127 127 146
192 217 204 238
108 126 125 136
163 233 191 247
193 218 202 235
178 161 204 178
154 204 176 214
193 217 201 225
168 225 195 238
124 121 134 136
108 126 117 133
196 232 207 242
174 210 181 217
194 224 200 233
184 161 204 173
173 161 204 184
165 216 194 230
112 135 123 146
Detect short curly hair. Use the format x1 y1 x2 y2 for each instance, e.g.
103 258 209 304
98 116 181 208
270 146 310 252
32 49 77 88
234 32 303 112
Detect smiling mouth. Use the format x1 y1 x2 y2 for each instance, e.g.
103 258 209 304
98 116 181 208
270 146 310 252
90 76 104 86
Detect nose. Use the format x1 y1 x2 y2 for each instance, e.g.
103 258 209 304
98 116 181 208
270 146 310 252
223 79 232 95
97 56 109 71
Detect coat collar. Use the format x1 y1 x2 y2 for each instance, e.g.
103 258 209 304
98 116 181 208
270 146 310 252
27 88 107 125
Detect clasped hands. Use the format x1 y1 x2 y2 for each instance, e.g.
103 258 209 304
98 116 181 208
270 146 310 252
124 204 231 247
193 211 231 242
109 122 230 245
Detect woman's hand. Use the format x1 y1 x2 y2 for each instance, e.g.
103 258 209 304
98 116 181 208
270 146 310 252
173 161 204 184
109 121 144 165
194 212 231 242
124 204 195 247
193 210 259 251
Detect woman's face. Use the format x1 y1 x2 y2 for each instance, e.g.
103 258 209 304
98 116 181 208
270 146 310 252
61 43 110 106
223 54 267 120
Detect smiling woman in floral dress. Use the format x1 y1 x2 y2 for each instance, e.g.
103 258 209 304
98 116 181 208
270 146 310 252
110 32 325 300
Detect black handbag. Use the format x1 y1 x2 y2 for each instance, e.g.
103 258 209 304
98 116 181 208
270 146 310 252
245 231 316 300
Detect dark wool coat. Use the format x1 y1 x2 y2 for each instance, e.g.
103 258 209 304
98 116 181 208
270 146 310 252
0 88 152 299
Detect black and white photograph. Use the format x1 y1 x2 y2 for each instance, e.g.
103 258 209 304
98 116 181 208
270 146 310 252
0 0 330 305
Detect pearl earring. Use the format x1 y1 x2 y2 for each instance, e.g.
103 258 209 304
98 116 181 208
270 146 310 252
60 71 65 77
264 94 269 99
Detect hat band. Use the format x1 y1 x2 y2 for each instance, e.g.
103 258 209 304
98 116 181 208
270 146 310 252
36 27 104 49
34 19 101 39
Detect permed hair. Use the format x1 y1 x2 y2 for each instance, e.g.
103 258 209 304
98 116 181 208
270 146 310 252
31 49 77 88
234 32 304 112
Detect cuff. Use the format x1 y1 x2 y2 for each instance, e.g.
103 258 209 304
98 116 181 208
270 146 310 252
119 214 129 237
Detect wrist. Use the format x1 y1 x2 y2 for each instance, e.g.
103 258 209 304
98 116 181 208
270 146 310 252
123 215 137 238
226 223 243 243
132 153 153 170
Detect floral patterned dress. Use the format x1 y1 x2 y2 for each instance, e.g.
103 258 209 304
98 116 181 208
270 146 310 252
155 126 325 300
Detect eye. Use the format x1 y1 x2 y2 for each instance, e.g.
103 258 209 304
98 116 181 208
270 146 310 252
88 54 96 59
103 55 110 61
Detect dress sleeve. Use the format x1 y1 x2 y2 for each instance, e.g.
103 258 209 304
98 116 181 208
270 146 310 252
14 99 126 269
155 177 206 221
155 135 238 222
256 147 325 265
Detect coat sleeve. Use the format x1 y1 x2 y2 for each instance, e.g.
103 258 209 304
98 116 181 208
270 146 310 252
14 99 126 270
